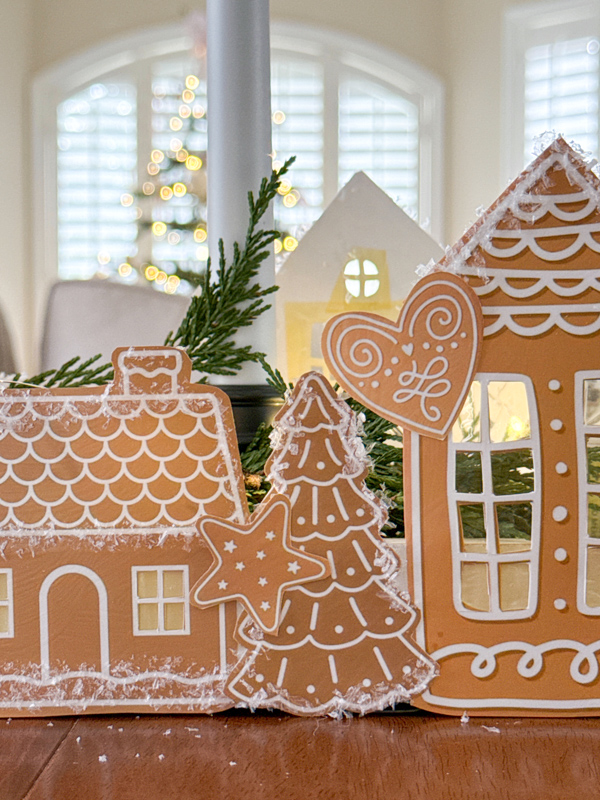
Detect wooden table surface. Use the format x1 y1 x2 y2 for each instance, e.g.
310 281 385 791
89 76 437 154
3 709 600 800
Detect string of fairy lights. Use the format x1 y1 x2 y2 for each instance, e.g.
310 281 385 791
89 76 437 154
111 73 300 293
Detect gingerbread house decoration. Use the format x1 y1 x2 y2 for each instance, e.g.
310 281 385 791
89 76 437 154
406 138 600 715
0 347 248 715
276 172 443 382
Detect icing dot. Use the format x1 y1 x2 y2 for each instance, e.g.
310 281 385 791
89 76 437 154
306 684 316 694
356 508 365 517
358 381 365 388
550 419 564 431
554 547 568 562
555 462 568 475
317 461 326 470
300 545 306 551
460 332 467 338
554 598 567 611
346 567 356 576
286 626 295 635
548 379 561 391
371 380 380 389
422 342 431 350
402 665 412 675
436 345 444 353
362 679 372 688
552 505 568 522
255 674 264 683
384 369 392 377
335 625 344 634
385 616 394 626
451 342 458 349
327 514 335 523
391 357 399 365
297 517 306 525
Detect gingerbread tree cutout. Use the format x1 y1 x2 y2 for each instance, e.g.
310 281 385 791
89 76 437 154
227 372 436 715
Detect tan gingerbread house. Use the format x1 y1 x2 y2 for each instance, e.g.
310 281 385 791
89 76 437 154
407 138 600 715
0 346 247 715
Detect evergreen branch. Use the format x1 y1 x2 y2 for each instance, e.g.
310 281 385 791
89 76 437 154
166 158 295 376
7 355 113 390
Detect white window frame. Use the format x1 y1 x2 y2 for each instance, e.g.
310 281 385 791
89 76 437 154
131 564 190 636
448 374 541 621
31 22 443 344
0 569 14 639
503 0 600 183
575 371 600 614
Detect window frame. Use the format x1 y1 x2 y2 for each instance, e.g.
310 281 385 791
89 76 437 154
575 370 600 614
0 569 14 639
32 21 443 328
448 373 541 621
503 0 600 183
131 564 190 636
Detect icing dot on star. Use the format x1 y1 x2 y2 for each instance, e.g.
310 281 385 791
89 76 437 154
436 345 444 353
358 381 365 387
356 508 365 517
297 517 305 525
384 369 392 377
451 342 458 349
256 674 264 683
460 332 467 338
385 617 394 625
362 679 371 688
307 685 316 694
402 665 412 675
286 626 295 635
371 380 379 388
391 357 399 364
327 514 335 523
422 342 430 350
335 625 344 634
317 461 326 470
346 567 356 576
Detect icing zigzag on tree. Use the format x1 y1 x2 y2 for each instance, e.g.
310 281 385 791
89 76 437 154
227 371 436 715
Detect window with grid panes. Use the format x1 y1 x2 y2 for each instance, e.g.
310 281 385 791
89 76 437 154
132 566 190 635
50 27 441 283
449 376 541 620
577 374 600 613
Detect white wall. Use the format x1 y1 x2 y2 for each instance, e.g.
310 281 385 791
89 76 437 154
0 0 33 371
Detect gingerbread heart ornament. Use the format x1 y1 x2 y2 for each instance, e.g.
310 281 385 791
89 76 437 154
322 272 483 438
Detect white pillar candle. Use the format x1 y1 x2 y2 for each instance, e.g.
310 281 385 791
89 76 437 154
206 0 275 385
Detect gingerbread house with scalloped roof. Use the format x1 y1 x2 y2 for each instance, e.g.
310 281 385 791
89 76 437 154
0 347 247 715
407 138 600 716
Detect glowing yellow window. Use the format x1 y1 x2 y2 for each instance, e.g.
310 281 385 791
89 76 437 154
132 566 189 636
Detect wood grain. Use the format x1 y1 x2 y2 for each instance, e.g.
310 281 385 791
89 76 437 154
14 712 600 800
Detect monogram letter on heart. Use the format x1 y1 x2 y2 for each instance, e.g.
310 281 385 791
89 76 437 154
322 272 483 439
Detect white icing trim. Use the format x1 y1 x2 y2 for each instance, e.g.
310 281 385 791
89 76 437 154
431 639 600 685
482 305 600 338
483 222 600 261
39 565 110 681
465 267 600 299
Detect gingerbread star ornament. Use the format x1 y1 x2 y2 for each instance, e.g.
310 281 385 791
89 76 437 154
193 495 330 634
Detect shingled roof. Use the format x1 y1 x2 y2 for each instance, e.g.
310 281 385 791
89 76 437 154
0 348 247 529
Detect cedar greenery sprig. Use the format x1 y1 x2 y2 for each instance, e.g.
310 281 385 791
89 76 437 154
165 157 296 377
9 158 295 389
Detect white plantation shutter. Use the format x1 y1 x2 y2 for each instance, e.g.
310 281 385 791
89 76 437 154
57 83 137 280
524 37 599 162
339 75 419 218
505 1 600 176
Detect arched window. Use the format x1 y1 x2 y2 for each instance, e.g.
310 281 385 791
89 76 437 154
33 22 443 294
